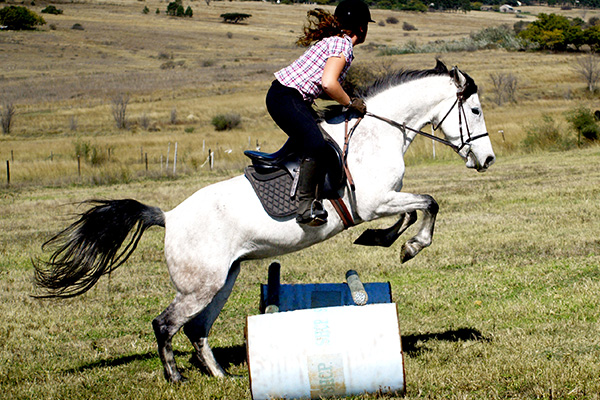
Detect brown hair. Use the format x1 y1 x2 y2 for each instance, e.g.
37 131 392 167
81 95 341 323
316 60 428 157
296 9 345 47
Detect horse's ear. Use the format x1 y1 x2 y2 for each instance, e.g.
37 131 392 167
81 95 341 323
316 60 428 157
434 59 448 73
450 66 467 88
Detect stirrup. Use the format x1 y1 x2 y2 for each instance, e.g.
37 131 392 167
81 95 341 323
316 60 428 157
296 200 328 226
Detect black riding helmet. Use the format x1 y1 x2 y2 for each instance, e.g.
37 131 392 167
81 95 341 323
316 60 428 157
335 0 375 31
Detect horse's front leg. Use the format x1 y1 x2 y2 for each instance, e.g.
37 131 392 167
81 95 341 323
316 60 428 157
372 192 439 263
354 211 417 247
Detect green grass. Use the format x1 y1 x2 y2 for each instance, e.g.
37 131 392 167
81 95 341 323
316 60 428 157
1 147 599 399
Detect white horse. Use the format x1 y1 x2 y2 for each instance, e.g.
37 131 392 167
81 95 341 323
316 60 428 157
34 60 495 383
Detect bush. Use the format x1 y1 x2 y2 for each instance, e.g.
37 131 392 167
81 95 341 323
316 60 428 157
0 5 45 30
522 114 574 152
41 5 62 15
386 16 398 24
74 140 107 165
220 13 251 24
211 113 241 131
566 106 600 143
402 21 417 31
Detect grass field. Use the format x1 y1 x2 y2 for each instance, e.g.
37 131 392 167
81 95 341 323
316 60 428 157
1 1 600 399
1 147 599 399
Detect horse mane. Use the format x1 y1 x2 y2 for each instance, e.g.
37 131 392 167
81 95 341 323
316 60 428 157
360 59 451 99
318 60 477 121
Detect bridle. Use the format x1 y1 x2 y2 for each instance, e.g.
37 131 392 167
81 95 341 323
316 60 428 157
363 87 490 159
336 85 490 229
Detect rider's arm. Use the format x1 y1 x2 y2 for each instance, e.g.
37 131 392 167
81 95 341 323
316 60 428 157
321 55 352 107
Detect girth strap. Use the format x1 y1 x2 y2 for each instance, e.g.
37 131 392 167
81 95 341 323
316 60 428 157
329 198 355 229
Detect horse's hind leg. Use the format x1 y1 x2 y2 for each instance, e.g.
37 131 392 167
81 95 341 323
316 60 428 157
152 293 204 382
183 262 241 377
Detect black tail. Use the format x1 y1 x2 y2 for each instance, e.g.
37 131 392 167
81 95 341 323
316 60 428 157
33 199 165 298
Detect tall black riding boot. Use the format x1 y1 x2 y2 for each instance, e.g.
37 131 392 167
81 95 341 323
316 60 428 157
296 158 328 226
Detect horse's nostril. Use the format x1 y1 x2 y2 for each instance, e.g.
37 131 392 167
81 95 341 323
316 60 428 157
485 155 495 168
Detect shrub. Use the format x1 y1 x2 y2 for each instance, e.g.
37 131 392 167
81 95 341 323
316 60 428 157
402 21 417 31
142 6 149 14
220 13 251 24
184 6 193 17
41 5 62 15
522 114 574 152
566 106 600 143
71 23 84 30
211 113 241 131
0 5 45 30
386 16 398 24
74 140 107 165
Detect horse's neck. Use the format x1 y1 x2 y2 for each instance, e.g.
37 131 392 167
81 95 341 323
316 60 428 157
367 77 453 152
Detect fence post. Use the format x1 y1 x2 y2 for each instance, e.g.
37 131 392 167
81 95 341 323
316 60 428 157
77 155 81 177
166 142 170 172
173 142 178 175
6 160 9 186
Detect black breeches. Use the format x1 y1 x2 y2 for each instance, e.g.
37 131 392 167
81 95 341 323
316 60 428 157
266 80 328 162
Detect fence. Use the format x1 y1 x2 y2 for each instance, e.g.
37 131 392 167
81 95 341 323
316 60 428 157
2 140 249 188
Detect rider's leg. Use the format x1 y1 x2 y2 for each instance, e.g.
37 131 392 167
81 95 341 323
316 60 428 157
266 80 329 225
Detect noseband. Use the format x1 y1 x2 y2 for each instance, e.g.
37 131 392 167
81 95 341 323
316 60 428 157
366 89 489 158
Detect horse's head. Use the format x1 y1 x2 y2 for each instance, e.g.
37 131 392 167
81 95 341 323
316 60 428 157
435 64 496 172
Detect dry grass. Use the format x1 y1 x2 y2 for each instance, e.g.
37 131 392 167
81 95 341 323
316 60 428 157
1 147 599 399
2 2 600 187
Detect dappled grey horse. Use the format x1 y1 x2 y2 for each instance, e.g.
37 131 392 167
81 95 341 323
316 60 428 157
34 60 495 382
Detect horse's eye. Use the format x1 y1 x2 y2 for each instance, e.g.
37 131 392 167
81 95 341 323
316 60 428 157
472 108 481 116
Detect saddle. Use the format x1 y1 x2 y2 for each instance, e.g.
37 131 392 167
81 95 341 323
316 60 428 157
244 132 346 219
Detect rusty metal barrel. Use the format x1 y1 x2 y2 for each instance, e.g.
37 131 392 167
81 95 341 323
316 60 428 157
246 303 405 399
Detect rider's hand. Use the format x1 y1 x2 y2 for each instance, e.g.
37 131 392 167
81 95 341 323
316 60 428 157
346 98 367 117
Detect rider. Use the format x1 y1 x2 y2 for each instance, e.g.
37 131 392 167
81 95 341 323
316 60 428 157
266 0 373 226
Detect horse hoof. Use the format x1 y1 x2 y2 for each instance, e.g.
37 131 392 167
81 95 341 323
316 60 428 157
400 242 418 263
165 371 187 384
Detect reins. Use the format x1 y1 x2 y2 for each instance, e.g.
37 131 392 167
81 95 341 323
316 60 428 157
365 92 489 158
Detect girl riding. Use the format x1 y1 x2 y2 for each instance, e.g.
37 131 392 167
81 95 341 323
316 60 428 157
266 0 374 226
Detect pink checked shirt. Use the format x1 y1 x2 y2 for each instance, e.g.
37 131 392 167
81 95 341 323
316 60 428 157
275 35 354 103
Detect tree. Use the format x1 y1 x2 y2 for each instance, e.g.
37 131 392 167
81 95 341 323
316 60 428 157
166 0 182 16
0 5 45 30
573 53 600 92
566 106 600 143
1 103 16 135
111 94 129 130
184 6 193 17
220 13 252 24
518 13 580 51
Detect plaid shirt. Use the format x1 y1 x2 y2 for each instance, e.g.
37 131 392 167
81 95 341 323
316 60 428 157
275 35 354 103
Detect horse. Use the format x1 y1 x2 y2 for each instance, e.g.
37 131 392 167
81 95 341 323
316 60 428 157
33 60 496 383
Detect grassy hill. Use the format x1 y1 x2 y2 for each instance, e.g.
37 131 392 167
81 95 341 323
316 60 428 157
1 1 599 187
